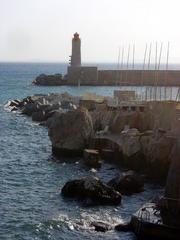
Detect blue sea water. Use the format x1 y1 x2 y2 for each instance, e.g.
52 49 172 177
0 63 165 240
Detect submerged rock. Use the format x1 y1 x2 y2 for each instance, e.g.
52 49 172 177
108 170 144 195
48 108 94 156
115 222 132 232
61 176 122 205
91 221 112 232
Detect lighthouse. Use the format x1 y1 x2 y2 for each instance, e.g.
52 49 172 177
67 33 98 85
70 32 81 67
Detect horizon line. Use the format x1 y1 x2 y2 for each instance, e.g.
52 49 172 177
1 61 180 65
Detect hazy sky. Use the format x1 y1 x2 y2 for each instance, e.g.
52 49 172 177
1 0 180 63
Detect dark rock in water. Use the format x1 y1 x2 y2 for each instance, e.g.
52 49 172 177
108 170 144 195
115 222 132 232
91 221 112 232
34 73 63 86
61 176 122 205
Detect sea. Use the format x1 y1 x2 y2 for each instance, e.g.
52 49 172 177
0 62 176 240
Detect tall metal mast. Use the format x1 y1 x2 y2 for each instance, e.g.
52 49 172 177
157 43 163 100
132 44 135 70
146 43 152 101
165 42 170 100
120 46 124 85
141 43 147 100
132 44 135 92
154 42 158 100
125 44 130 85
116 46 121 85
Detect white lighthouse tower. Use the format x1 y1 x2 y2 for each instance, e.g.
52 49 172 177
67 33 98 84
70 32 81 67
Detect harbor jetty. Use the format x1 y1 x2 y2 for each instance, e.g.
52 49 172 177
8 90 180 179
33 33 180 87
8 89 180 238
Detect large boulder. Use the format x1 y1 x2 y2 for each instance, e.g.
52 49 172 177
48 108 94 156
61 176 122 205
140 133 176 179
108 171 144 195
119 128 146 170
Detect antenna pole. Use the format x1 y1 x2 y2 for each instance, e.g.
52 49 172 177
131 44 135 91
125 44 130 86
157 43 163 101
141 43 147 100
154 42 158 100
165 42 170 100
132 44 135 70
146 43 152 101
116 46 121 85
120 46 124 85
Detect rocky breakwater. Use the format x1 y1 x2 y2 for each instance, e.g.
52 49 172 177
7 92 79 122
97 102 180 180
8 94 180 181
7 92 95 157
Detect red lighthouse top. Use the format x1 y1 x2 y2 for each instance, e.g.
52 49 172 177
73 32 80 40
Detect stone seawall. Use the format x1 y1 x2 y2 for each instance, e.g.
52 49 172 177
97 70 180 86
34 69 180 86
